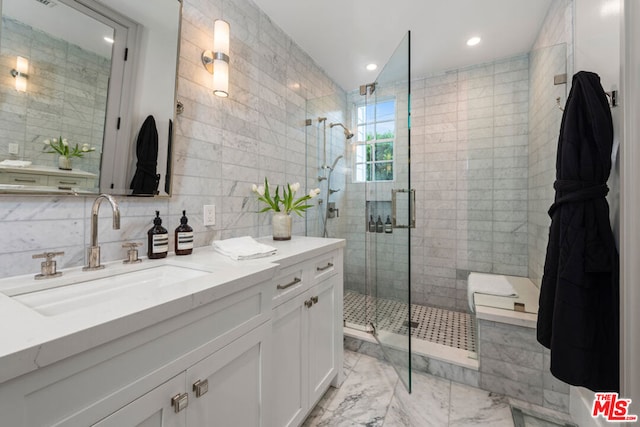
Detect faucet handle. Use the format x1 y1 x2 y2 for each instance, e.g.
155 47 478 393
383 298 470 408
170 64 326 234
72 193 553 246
32 251 65 280
122 242 142 264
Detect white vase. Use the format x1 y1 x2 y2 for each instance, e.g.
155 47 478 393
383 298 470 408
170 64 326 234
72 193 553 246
272 212 292 241
58 155 72 170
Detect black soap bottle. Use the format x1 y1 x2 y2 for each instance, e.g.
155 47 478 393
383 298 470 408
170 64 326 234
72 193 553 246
148 211 168 259
385 215 393 233
376 215 383 233
368 215 376 232
175 210 194 256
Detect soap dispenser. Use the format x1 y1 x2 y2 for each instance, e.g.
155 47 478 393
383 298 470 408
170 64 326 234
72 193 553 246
376 215 383 233
175 210 194 255
385 215 393 233
148 211 168 259
368 215 375 232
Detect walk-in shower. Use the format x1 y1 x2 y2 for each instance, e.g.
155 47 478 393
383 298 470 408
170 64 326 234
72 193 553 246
305 34 568 395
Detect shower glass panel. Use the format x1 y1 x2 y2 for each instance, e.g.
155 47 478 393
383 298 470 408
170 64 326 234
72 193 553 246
366 31 412 392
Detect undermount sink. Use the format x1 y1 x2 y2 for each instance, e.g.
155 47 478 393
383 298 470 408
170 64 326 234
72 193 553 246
12 264 209 317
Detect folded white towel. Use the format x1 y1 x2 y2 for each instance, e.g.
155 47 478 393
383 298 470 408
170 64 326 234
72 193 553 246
0 160 32 167
212 236 277 260
467 272 518 312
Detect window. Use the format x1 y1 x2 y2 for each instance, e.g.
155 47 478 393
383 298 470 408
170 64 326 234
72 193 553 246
354 98 396 182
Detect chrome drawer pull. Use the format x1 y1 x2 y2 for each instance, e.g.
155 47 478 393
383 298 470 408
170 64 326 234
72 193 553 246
193 379 209 397
58 180 78 185
304 299 313 308
316 262 333 272
310 296 318 304
171 393 188 413
14 178 36 183
277 277 301 290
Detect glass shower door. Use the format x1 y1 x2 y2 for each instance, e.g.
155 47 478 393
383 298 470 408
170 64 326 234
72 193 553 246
363 31 412 392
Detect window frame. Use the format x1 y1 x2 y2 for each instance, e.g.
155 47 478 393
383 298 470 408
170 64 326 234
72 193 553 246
353 96 397 183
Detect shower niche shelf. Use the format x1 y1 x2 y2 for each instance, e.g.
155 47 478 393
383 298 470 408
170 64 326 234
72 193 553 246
366 201 392 232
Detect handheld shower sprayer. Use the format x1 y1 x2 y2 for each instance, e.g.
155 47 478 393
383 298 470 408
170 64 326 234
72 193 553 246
330 122 354 139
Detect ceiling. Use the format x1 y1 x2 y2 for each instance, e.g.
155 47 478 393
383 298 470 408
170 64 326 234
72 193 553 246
253 0 554 91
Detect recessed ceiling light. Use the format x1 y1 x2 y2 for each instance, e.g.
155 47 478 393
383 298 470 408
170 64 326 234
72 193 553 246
466 36 481 47
366 63 378 71
104 36 114 44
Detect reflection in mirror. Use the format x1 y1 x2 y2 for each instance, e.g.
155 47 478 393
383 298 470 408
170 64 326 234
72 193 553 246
0 0 114 193
0 0 181 197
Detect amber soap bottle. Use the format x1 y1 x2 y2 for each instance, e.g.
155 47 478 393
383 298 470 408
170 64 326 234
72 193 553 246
148 211 168 259
175 210 194 255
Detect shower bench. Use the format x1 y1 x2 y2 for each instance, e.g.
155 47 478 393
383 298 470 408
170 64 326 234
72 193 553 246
471 273 571 413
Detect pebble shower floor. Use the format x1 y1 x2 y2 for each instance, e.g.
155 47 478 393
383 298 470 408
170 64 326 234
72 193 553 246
343 290 477 352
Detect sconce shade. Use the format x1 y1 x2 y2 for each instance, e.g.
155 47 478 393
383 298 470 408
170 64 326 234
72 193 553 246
213 20 230 56
212 59 229 97
12 56 28 92
16 56 28 74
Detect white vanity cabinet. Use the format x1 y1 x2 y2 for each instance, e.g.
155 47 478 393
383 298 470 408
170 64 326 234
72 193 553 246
0 275 273 427
271 249 344 427
0 237 344 427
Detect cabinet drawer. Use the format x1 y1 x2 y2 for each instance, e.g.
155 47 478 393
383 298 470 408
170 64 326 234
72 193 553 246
272 265 306 306
48 176 88 188
0 172 48 186
313 252 338 280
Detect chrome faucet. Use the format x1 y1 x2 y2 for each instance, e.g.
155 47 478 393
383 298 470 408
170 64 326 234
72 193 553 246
83 194 120 271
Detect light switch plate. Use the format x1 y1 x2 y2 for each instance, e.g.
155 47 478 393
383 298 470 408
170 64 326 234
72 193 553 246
8 143 19 155
203 205 215 226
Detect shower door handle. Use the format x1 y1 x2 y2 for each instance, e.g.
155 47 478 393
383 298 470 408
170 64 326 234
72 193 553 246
391 189 416 229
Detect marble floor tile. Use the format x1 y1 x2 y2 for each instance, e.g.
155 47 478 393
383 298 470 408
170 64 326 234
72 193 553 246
448 382 513 427
343 349 361 377
384 371 451 426
304 349 580 426
323 353 398 425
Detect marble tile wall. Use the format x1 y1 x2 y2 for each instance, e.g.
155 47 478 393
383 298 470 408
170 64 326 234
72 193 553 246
0 0 346 278
346 55 530 311
477 319 570 413
0 17 108 178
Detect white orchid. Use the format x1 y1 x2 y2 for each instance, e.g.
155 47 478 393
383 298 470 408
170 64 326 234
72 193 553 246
290 182 300 193
309 188 321 198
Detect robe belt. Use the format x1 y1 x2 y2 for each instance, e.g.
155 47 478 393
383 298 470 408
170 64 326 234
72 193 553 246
548 180 609 217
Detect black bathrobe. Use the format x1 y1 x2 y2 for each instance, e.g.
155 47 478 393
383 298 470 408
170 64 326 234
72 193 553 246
130 115 160 195
537 71 619 392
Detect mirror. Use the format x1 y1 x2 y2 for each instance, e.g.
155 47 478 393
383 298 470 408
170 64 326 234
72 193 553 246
0 0 181 196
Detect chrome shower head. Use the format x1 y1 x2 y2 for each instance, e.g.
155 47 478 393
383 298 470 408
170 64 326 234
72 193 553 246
330 122 354 139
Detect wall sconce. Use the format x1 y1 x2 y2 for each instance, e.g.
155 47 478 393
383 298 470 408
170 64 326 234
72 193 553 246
10 56 28 92
202 19 230 98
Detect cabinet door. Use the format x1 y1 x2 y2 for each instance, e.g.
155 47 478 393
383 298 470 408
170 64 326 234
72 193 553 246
92 374 186 427
186 322 271 427
307 275 339 405
271 292 309 427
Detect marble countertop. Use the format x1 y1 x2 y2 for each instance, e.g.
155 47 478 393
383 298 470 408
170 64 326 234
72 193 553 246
0 236 344 384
